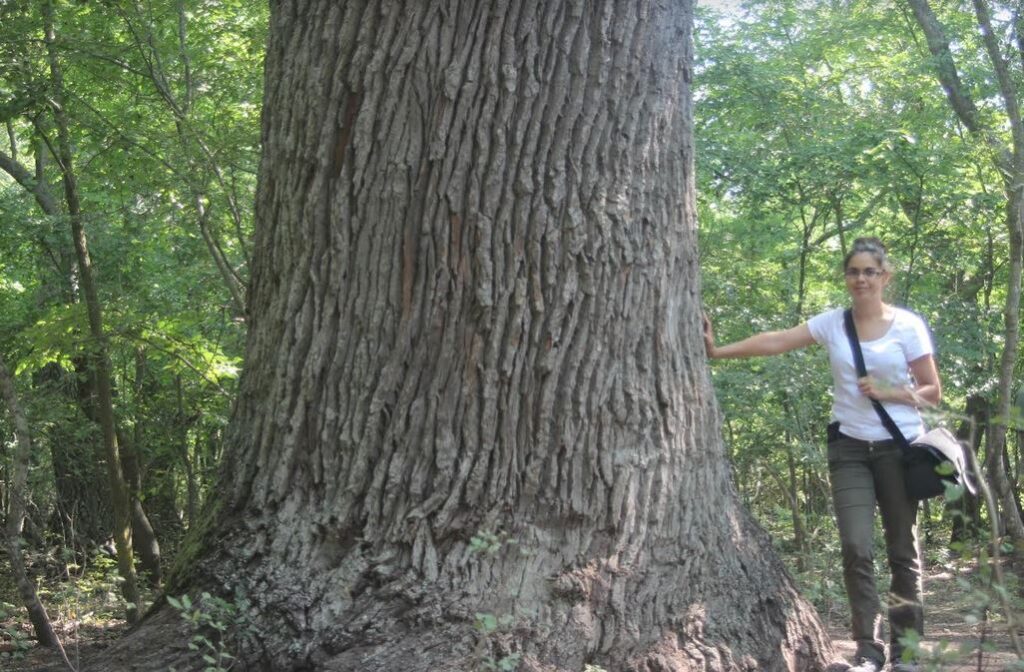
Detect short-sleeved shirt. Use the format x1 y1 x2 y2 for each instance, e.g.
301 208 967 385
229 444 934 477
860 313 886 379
807 307 934 442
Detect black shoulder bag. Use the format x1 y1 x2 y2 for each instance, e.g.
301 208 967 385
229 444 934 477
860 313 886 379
842 309 975 500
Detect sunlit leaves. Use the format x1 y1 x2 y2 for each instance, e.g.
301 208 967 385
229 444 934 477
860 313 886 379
697 0 1016 549
0 1 266 533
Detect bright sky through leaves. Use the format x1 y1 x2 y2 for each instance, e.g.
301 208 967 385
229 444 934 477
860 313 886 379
699 0 744 13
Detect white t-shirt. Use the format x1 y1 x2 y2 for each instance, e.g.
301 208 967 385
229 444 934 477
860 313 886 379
807 307 934 442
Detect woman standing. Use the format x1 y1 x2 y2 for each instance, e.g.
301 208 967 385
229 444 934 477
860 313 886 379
703 237 939 672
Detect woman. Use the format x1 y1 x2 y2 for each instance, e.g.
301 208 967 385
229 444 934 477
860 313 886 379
703 237 939 672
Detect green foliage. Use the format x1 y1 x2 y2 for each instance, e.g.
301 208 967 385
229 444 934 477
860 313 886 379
473 611 521 672
698 0 1016 544
0 0 1022 663
45 549 143 625
0 601 33 662
167 591 249 672
0 0 265 568
699 6 1024 665
0 546 161 663
893 537 1024 668
11 303 89 375
481 654 521 671
469 530 509 556
469 528 527 671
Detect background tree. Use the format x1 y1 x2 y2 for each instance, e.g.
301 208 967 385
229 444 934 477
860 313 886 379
0 354 63 655
1 0 261 638
903 0 1024 543
45 0 142 620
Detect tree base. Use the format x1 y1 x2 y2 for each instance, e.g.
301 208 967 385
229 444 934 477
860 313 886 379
87 510 833 671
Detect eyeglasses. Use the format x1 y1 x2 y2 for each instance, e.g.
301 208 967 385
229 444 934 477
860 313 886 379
844 267 884 279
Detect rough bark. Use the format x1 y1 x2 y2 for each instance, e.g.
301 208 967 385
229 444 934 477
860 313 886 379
104 1 832 670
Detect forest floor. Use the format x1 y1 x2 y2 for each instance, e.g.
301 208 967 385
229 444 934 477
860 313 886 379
825 557 1022 671
2 559 1022 671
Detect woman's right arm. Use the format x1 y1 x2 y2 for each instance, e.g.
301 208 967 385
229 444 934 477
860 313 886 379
704 317 815 359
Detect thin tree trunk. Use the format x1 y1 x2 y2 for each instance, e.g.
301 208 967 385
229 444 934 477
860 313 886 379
786 443 808 571
0 132 114 553
132 358 184 545
906 0 1024 543
951 395 987 545
972 0 1024 546
117 426 162 587
981 183 1024 542
42 0 140 622
176 376 199 527
115 1 249 315
45 361 113 553
0 355 69 661
125 348 162 586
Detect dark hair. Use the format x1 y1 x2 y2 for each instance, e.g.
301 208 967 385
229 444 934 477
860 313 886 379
843 237 892 272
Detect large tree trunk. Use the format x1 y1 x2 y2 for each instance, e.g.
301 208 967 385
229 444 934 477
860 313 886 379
109 2 832 670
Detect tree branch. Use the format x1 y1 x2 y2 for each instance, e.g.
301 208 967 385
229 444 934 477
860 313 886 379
905 0 982 133
905 0 1016 173
972 0 1024 164
0 148 61 216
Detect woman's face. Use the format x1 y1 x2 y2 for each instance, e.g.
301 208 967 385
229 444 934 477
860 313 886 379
844 251 890 301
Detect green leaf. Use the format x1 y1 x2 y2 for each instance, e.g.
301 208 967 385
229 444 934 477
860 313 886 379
474 612 498 634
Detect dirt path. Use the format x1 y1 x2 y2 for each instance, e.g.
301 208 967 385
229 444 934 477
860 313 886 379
826 561 1021 671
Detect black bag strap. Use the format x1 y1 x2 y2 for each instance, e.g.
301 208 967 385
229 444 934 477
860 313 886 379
842 309 912 453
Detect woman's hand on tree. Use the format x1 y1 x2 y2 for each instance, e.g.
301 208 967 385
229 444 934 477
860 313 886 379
703 313 717 358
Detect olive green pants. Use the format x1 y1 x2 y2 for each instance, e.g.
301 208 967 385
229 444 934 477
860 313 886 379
827 434 923 664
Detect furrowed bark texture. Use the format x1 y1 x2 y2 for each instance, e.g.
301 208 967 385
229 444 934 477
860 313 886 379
111 1 831 670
